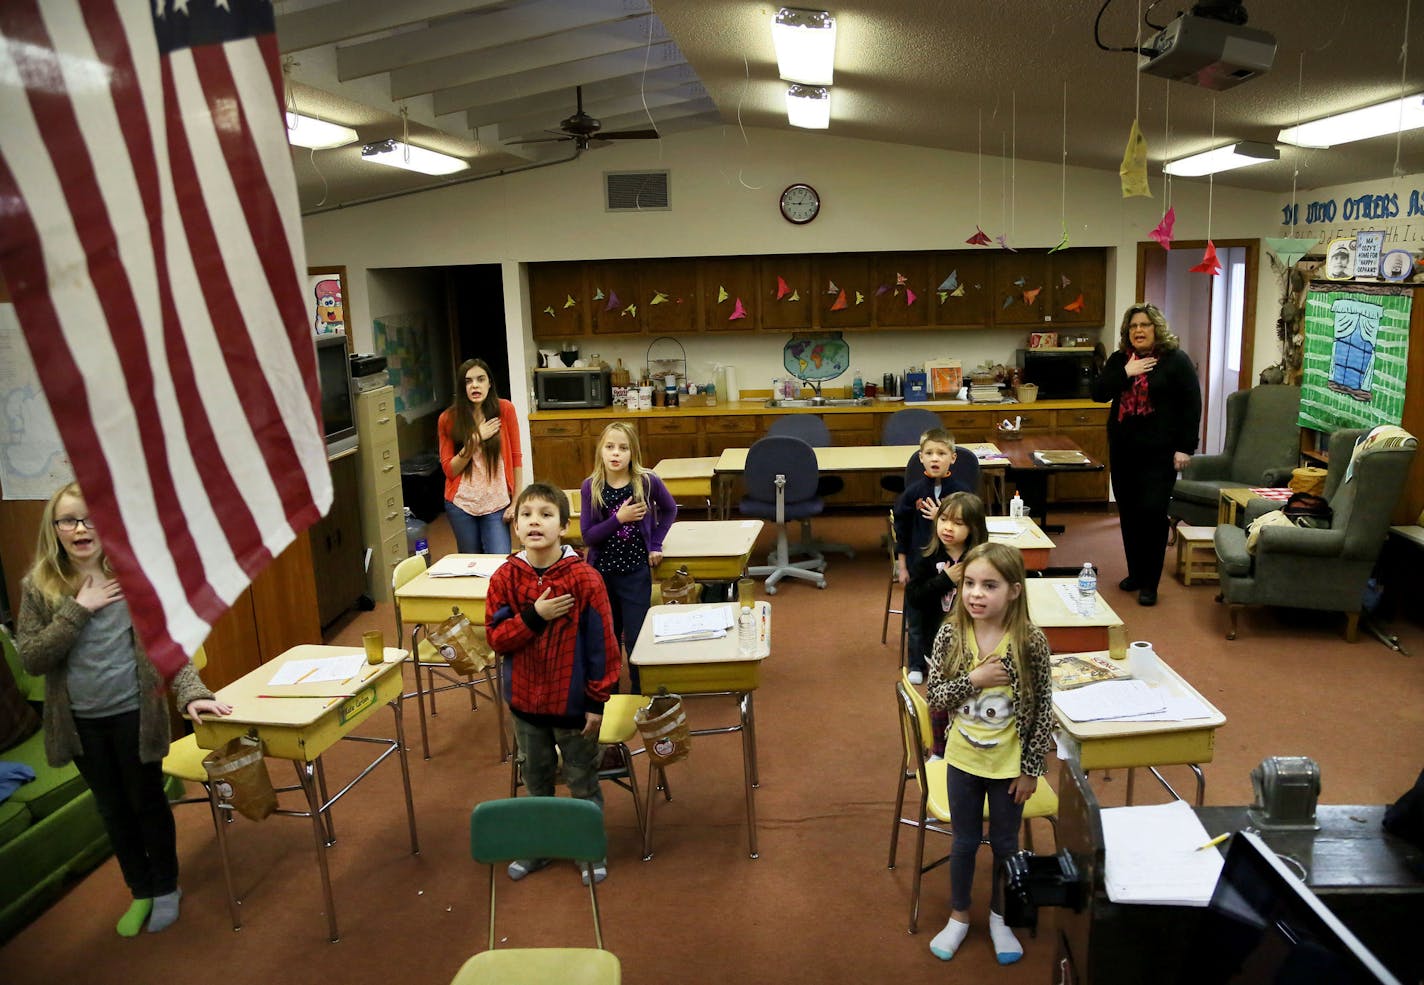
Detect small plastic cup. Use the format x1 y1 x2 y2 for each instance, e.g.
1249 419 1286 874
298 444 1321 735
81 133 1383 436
737 577 755 608
362 630 384 665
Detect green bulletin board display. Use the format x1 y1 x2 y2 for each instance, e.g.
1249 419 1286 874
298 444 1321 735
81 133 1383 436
1298 284 1410 434
372 312 435 414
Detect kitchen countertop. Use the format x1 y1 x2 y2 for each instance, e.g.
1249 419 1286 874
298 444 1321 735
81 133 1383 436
531 397 1110 421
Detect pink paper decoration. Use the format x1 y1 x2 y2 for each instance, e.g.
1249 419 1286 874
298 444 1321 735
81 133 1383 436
605 291 621 311
729 298 747 320
965 226 992 246
1150 206 1176 250
905 288 917 306
776 276 790 300
1063 294 1085 313
1022 287 1041 305
1189 240 1222 276
830 289 848 311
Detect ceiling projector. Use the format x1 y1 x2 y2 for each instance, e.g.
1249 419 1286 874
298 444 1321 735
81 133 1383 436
1138 12 1276 90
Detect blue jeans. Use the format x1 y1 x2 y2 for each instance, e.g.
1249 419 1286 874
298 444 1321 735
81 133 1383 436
601 567 651 692
905 606 927 675
944 761 1023 913
512 715 604 810
445 500 511 555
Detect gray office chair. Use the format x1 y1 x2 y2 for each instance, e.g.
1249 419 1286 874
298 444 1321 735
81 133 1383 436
764 416 854 559
738 435 828 593
880 408 943 496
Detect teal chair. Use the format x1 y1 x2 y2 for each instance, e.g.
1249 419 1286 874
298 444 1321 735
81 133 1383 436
1 625 44 704
452 797 620 984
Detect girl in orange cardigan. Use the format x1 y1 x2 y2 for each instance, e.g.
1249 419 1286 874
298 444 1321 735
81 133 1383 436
438 358 524 554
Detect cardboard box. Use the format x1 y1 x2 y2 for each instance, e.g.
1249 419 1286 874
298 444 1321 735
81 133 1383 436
1028 332 1058 349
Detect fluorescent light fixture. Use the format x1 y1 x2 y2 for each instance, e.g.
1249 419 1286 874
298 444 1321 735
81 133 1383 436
785 84 831 129
285 112 358 150
1163 140 1278 177
1278 93 1424 148
360 138 469 176
772 7 836 85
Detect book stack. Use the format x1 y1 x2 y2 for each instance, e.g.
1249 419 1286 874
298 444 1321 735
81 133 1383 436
967 383 1004 403
1051 653 1131 690
1033 449 1090 465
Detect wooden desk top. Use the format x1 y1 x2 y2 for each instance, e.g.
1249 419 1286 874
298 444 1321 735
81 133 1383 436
660 520 762 559
994 434 1103 472
394 555 507 603
1027 579 1123 629
987 517 1055 551
653 457 720 480
715 444 920 474
201 643 409 728
1052 647 1226 741
631 602 770 667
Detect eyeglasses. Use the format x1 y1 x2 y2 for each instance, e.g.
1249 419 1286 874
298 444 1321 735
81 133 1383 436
53 517 94 532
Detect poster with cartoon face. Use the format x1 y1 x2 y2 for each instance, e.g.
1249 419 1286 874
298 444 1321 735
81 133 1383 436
308 268 347 335
1323 238 1356 280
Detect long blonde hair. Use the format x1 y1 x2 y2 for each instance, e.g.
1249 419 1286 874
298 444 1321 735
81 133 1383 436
588 421 650 507
939 542 1038 722
27 482 110 606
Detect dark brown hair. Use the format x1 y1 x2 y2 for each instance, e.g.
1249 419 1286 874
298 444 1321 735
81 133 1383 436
449 358 502 480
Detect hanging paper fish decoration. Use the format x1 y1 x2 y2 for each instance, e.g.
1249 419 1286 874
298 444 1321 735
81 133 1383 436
717 285 729 303
564 295 576 308
1189 240 1222 276
905 288 917 306
776 276 790 300
939 270 959 291
1149 206 1176 251
650 292 669 305
606 291 621 311
593 287 605 301
966 226 993 246
1023 287 1042 305
729 298 747 320
831 289 848 310
1063 294 1086 313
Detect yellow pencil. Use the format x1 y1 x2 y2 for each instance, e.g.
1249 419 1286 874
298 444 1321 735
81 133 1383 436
1195 832 1231 851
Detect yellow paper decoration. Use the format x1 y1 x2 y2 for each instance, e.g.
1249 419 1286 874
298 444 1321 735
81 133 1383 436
650 292 669 305
563 295 576 308
717 286 729 303
1120 118 1151 199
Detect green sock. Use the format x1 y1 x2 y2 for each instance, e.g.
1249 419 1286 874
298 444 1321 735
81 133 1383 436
117 898 152 937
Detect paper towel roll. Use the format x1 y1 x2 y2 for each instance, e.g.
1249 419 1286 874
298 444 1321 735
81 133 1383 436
724 365 740 402
1129 640 1155 654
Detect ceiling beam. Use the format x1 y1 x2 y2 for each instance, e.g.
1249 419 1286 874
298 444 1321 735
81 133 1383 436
463 65 700 129
276 0 509 53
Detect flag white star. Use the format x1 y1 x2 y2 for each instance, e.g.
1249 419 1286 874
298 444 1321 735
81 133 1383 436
154 0 165 16
215 0 232 9
173 0 189 13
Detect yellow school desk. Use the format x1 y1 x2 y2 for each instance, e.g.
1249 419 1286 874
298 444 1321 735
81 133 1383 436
630 601 770 860
1052 647 1227 806
653 456 719 518
1025 578 1126 657
652 519 764 581
392 554 509 761
987 516 1055 571
192 644 419 942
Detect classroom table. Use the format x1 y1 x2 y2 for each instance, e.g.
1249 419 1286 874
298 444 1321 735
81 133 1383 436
995 434 1104 533
392 554 508 761
987 515 1055 571
1052 646 1227 806
653 456 720 518
630 601 771 860
1025 578 1126 657
192 644 419 942
652 519 763 581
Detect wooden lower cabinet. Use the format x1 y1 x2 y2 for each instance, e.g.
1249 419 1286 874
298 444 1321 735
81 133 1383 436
309 450 367 628
529 418 594 492
1049 409 1110 502
639 414 700 467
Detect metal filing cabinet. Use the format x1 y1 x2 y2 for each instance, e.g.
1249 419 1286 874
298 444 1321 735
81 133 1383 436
356 386 406 601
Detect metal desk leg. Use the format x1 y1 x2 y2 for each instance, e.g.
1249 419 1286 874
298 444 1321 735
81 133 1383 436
295 759 340 943
206 781 242 930
1126 766 1136 805
744 691 760 789
1189 763 1206 806
641 758 657 861
740 691 759 859
409 626 433 760
313 758 336 845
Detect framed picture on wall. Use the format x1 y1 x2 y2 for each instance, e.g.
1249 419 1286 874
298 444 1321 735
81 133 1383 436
308 266 350 346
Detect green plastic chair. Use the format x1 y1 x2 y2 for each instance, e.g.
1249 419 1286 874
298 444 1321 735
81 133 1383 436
1 624 44 704
451 797 620 985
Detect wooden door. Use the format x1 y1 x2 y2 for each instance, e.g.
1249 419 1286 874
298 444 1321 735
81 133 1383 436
814 254 872 331
641 259 700 337
529 420 591 492
991 251 1051 327
528 262 588 341
639 417 702 470
587 262 644 336
928 251 994 330
870 253 931 329
700 257 759 332
757 256 814 332
1045 248 1107 330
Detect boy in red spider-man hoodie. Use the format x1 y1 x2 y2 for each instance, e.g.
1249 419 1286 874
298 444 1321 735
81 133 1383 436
486 482 621 885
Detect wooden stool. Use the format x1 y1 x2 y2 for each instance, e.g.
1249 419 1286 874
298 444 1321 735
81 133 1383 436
1176 524 1218 585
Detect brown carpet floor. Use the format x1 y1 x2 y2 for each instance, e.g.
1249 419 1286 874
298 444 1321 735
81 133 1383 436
4 509 1423 984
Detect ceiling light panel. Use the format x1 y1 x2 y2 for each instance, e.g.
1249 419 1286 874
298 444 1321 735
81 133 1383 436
1278 94 1424 148
786 84 831 130
772 7 837 86
360 139 469 176
1163 140 1279 177
286 113 358 150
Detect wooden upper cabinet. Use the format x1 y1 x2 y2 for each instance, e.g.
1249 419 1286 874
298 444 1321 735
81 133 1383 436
814 254 872 330
757 255 814 332
586 262 644 335
1043 248 1108 329
991 251 1051 327
640 259 701 336
700 257 759 332
870 253 931 329
928 250 994 329
529 262 588 340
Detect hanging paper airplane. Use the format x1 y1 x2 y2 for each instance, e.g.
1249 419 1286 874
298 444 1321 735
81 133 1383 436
650 291 669 305
593 287 605 301
1002 295 1015 309
996 234 1017 252
717 285 729 303
543 305 555 317
1150 206 1176 250
1063 294 1086 313
966 226 993 246
951 284 966 297
1120 117 1151 198
855 291 865 305
788 289 800 301
1189 240 1222 276
827 280 839 294
831 289 848 310
939 271 959 292
1013 276 1027 287
875 284 890 296
622 304 639 317
1060 274 1071 288
563 295 577 308
896 272 908 286
776 276 790 300
729 298 747 320
905 288 917 306
605 291 621 311
1048 223 1070 254
938 291 948 304
1023 287 1042 305
1263 235 1317 268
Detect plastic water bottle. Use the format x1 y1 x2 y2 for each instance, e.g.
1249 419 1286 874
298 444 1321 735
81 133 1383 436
1010 492 1025 519
738 606 756 656
1077 561 1097 609
852 369 865 400
404 507 429 561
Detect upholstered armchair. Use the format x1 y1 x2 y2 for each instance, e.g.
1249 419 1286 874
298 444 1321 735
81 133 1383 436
1169 385 1302 527
1213 427 1418 641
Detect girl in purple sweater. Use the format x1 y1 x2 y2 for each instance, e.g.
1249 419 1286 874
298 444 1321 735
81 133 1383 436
579 422 677 691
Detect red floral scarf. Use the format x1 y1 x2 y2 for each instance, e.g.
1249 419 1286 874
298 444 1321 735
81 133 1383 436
1117 373 1152 421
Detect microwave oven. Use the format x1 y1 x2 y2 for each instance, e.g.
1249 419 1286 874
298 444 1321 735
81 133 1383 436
1015 347 1102 400
535 367 611 409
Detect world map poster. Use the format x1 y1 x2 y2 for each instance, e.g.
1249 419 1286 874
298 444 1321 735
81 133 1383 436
1298 284 1410 434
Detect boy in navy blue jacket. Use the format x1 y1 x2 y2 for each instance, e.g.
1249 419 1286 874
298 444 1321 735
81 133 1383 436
893 429 975 683
486 483 620 885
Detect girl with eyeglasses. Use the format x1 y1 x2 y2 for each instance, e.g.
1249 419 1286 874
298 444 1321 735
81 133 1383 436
15 482 232 936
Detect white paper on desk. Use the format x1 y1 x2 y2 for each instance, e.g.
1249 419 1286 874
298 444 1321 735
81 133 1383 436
1053 581 1102 617
986 518 1023 535
1101 800 1223 906
1052 680 1166 722
427 555 505 578
267 654 366 686
653 605 734 642
1109 693 1214 723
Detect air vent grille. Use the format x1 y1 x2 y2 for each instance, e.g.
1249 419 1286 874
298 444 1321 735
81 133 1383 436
605 170 670 211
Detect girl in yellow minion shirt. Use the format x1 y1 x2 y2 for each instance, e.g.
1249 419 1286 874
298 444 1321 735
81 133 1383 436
924 541 1053 966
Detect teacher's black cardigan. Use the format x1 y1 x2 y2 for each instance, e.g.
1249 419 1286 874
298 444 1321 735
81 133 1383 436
1090 347 1201 457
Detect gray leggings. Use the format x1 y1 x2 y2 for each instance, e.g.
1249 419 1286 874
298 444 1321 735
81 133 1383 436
944 761 1024 913
512 714 604 810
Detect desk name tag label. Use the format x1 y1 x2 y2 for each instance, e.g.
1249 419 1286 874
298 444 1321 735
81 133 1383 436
338 686 377 726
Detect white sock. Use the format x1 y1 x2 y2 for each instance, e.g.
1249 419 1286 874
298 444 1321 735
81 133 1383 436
989 910 1023 965
929 916 970 961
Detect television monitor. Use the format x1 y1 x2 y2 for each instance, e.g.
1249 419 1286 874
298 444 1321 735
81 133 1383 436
1180 831 1401 985
314 334 357 458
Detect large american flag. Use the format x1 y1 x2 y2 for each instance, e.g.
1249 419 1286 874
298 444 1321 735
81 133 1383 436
0 0 330 679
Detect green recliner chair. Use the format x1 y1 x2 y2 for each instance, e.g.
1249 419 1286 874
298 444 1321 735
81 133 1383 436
1169 385 1302 528
1213 427 1418 642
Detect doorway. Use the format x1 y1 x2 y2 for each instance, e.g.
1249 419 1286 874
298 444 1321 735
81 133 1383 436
1136 239 1259 455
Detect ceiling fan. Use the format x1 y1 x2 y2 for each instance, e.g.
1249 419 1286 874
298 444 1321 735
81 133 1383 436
504 85 660 151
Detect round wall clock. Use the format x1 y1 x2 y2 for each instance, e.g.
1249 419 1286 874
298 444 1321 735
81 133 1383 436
779 183 821 225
